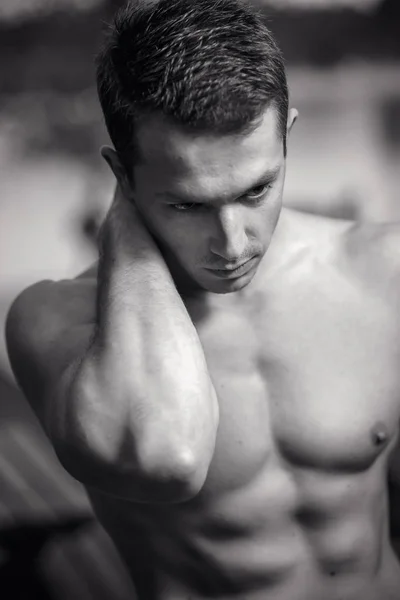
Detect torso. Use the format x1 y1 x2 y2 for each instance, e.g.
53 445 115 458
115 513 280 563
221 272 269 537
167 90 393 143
85 211 400 600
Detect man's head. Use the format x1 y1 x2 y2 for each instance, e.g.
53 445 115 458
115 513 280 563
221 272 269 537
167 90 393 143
96 0 297 294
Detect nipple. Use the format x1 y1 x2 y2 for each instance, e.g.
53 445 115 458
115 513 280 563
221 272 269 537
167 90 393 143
371 422 389 446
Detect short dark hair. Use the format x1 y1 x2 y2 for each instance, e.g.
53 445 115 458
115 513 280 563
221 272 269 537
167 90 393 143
96 0 289 174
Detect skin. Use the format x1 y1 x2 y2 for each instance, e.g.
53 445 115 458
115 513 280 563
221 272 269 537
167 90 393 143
6 105 400 600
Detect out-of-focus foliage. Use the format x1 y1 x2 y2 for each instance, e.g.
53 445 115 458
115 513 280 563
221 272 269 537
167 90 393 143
0 0 399 163
265 0 400 66
0 0 384 21
1 0 399 95
259 0 380 10
0 0 103 22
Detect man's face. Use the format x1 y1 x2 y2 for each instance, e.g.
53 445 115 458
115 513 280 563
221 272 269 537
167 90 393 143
132 106 288 294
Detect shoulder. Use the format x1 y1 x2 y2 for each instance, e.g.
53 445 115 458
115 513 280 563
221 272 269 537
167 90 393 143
342 221 400 289
6 262 98 365
5 262 99 424
345 219 400 259
283 209 400 301
7 261 98 326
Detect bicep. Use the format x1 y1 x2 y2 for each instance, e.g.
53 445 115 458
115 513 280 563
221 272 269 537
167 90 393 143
5 279 96 428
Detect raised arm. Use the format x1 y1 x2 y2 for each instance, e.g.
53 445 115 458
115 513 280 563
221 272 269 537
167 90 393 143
5 187 219 503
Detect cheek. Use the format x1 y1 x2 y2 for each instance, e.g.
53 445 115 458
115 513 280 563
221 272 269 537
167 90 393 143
254 201 280 232
248 200 281 248
263 188 283 226
153 214 203 258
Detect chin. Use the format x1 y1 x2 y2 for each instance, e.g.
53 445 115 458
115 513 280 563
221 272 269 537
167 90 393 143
201 270 256 295
212 279 252 295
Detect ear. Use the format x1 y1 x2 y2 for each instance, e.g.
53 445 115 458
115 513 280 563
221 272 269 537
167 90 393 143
287 108 298 136
100 145 134 200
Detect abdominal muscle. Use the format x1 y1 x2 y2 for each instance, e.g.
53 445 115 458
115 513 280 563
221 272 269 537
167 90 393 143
87 459 400 600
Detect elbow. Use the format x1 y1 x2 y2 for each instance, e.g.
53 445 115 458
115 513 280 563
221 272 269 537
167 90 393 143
50 362 212 503
53 439 206 503
134 443 210 503
167 447 213 500
50 406 209 504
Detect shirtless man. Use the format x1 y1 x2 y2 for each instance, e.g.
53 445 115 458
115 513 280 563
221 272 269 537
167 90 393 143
5 1 400 598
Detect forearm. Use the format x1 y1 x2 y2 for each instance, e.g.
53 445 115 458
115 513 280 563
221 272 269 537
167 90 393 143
54 200 219 499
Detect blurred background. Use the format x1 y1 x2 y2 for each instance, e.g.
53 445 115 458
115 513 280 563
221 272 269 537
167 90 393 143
0 0 399 598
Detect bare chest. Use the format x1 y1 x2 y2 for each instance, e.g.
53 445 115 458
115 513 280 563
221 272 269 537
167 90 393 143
185 273 400 493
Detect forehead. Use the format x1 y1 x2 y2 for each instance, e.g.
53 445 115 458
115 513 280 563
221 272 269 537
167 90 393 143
134 107 283 199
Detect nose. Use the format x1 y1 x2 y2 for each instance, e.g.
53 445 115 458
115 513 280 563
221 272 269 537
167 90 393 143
209 205 247 262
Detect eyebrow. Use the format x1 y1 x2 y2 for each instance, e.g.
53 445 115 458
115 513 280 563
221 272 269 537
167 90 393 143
161 165 281 204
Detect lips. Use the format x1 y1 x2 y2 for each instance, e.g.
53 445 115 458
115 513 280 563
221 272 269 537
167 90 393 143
210 257 252 271
205 256 255 278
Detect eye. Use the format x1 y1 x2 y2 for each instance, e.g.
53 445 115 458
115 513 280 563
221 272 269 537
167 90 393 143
171 203 201 211
246 183 271 200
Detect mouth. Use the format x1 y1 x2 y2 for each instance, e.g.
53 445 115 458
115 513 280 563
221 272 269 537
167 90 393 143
205 257 256 279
